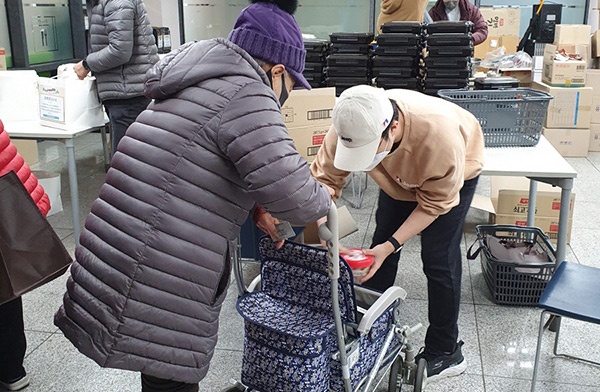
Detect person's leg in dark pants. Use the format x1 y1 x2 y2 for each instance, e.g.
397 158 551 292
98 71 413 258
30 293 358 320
0 297 27 384
364 189 417 291
141 373 199 392
420 176 479 355
104 96 151 158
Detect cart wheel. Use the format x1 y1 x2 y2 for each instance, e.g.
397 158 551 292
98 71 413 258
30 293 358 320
413 358 427 392
387 355 403 392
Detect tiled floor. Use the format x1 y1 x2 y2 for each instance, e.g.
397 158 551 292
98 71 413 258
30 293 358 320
6 132 600 392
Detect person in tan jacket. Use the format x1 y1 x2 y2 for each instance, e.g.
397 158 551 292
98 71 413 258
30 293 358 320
310 85 484 385
377 0 429 33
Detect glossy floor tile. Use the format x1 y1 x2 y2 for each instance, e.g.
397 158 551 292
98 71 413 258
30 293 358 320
6 133 600 392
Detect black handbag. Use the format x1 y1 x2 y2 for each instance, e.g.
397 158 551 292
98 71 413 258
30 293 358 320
0 170 72 305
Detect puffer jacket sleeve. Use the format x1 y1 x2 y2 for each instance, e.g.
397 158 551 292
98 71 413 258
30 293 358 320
0 120 50 217
468 3 489 46
86 0 135 72
218 84 331 226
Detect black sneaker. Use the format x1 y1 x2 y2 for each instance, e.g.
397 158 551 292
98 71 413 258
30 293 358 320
415 341 467 383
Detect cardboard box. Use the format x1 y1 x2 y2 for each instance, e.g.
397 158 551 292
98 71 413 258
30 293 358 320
499 68 532 87
492 214 572 245
288 124 329 163
554 24 592 46
281 87 335 128
479 7 521 37
542 127 590 157
589 123 600 151
495 189 575 218
542 55 587 87
0 48 6 71
302 205 358 245
592 30 600 58
532 81 592 129
474 35 519 59
12 139 39 166
586 70 600 123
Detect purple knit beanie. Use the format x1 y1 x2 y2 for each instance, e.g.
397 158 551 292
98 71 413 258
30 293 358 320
228 0 310 90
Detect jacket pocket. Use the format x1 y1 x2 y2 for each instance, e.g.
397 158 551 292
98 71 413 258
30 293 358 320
211 247 231 306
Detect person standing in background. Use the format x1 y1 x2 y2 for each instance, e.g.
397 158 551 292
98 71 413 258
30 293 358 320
74 0 159 159
428 0 488 46
377 0 429 33
0 119 50 391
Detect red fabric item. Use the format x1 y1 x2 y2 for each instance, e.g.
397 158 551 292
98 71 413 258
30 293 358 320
428 0 489 46
0 120 50 217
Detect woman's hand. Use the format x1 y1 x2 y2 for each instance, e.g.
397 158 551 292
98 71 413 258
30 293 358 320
252 206 284 249
357 242 394 284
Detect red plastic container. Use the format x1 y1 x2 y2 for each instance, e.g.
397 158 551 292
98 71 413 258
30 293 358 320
342 248 374 278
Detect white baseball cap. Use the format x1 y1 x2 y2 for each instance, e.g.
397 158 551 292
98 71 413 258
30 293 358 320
333 85 394 172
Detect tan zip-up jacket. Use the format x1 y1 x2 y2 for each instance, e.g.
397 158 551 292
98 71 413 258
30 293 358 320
311 89 485 217
377 0 429 32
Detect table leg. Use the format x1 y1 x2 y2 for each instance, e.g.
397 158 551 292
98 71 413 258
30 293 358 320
527 180 538 226
556 178 573 264
65 138 81 245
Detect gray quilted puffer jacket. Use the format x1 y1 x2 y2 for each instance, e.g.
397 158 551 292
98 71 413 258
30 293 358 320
55 38 331 384
86 0 158 101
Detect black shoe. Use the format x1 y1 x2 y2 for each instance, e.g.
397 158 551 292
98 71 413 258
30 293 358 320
415 341 467 383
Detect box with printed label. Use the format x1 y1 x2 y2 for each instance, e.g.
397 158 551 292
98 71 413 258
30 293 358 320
553 24 592 46
492 214 572 245
542 127 590 157
532 81 592 129
586 70 600 123
479 7 520 37
495 189 575 219
542 58 587 87
287 124 330 163
281 87 335 128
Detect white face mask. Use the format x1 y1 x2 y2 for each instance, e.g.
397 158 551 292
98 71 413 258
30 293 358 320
363 138 391 171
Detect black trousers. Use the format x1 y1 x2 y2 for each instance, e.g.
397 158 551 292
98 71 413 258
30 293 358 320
104 96 151 158
364 177 479 355
141 374 199 392
0 297 27 382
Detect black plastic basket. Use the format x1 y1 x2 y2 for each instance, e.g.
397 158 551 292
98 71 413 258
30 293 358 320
437 88 553 147
467 225 557 306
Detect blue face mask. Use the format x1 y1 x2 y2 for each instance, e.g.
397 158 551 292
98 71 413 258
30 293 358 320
444 1 458 11
363 137 391 172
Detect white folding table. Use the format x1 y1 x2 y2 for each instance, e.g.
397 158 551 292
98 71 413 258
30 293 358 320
481 136 577 264
4 120 109 244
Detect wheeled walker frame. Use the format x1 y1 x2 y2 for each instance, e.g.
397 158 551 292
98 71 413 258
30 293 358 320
224 204 427 391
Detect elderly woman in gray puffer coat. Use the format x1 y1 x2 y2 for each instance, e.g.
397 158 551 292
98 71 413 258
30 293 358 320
55 1 332 391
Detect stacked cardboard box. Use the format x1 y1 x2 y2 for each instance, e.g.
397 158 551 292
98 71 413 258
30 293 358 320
473 177 576 245
475 7 521 59
587 69 600 152
282 87 335 163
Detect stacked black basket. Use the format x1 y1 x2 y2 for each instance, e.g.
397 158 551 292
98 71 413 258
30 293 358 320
325 33 373 96
373 22 423 92
422 21 474 96
303 39 329 88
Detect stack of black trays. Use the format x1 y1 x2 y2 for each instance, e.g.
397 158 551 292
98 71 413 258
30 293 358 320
303 39 329 88
374 22 423 92
423 21 473 96
326 33 373 96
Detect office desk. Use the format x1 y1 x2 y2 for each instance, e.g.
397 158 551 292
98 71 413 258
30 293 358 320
481 136 577 263
5 120 109 244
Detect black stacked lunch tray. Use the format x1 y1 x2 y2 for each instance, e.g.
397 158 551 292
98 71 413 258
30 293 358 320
373 22 424 92
327 33 374 96
303 39 329 88
380 21 422 34
422 21 473 95
474 76 520 90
